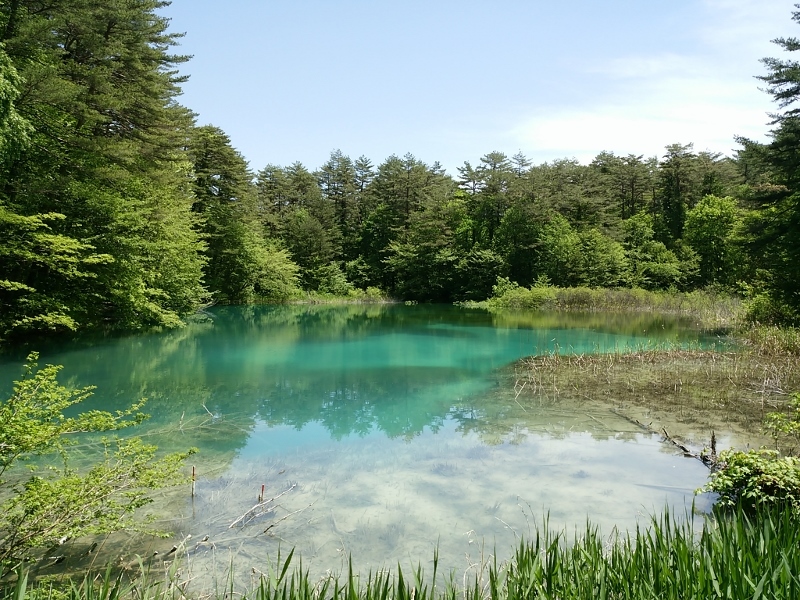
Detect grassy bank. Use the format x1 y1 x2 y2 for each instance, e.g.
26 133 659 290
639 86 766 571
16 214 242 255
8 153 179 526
4 504 798 599
462 285 743 330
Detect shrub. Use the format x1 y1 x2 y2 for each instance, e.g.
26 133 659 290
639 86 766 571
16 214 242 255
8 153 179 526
745 292 798 325
490 285 557 310
700 449 800 511
0 354 194 569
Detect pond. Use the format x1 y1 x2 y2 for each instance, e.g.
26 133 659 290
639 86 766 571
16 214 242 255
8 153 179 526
0 304 718 583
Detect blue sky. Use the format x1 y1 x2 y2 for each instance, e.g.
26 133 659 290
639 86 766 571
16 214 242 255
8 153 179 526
160 0 794 175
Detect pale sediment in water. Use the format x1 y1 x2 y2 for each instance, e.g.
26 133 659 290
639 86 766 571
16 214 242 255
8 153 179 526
138 412 711 589
1 304 769 588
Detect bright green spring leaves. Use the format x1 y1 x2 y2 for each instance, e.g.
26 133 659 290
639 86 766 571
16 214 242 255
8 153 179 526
702 392 800 512
702 449 800 512
0 354 194 566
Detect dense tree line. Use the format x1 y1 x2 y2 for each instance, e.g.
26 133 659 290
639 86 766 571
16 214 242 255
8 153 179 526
239 142 767 307
2 1 800 342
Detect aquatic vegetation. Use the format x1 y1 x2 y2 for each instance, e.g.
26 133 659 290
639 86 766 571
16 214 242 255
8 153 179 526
4 505 799 599
462 284 743 330
510 345 800 453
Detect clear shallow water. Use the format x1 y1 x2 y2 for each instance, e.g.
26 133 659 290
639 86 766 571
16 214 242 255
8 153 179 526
0 305 715 581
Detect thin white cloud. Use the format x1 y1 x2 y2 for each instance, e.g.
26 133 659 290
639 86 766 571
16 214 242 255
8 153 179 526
511 75 772 161
590 54 704 80
699 0 792 52
510 0 789 162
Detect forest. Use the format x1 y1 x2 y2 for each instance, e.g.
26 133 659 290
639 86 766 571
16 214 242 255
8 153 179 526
4 3 800 598
2 1 800 344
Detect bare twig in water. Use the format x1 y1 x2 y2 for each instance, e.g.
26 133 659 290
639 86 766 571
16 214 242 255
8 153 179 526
228 483 298 529
661 427 694 457
264 502 314 534
513 379 528 412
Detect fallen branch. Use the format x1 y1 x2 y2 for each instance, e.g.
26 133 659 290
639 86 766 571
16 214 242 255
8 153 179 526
264 502 314 534
229 483 297 529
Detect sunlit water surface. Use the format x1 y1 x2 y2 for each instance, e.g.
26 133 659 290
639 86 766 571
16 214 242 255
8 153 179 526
0 305 717 583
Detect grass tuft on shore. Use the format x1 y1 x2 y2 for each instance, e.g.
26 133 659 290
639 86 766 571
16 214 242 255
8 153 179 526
4 505 799 600
461 285 743 330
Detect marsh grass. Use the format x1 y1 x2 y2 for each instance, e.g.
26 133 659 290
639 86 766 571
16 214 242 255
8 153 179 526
741 325 800 357
552 287 741 324
289 287 392 305
464 286 744 330
5 505 799 600
501 505 800 599
510 345 800 452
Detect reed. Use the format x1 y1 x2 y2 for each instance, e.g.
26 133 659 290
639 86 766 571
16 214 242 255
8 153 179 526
464 285 744 330
4 505 798 600
742 325 800 357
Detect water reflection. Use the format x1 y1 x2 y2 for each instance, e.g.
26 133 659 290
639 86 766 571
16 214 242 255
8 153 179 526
0 304 712 450
0 304 718 581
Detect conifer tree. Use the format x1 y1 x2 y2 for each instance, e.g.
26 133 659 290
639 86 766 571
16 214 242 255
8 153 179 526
0 0 207 338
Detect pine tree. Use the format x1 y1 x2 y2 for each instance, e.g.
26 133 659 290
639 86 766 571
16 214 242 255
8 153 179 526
0 0 207 338
188 126 298 302
740 5 800 321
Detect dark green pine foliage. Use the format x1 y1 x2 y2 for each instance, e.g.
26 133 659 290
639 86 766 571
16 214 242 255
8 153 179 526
0 0 207 340
386 187 503 302
740 7 800 322
590 152 653 221
358 154 451 291
471 151 513 247
256 161 341 291
316 149 355 259
188 126 298 303
654 143 699 243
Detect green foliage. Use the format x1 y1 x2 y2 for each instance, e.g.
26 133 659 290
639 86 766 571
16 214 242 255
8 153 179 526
0 0 207 337
1 0 796 326
701 449 800 511
623 212 689 290
493 201 545 288
311 263 353 296
765 393 800 444
188 126 299 303
735 8 800 323
745 292 799 326
0 354 195 566
0 46 29 168
488 280 557 310
577 228 629 287
590 152 653 219
491 276 519 298
0 207 103 337
654 143 698 242
249 241 300 301
455 248 504 301
9 506 800 600
535 213 583 287
280 208 336 289
684 195 741 287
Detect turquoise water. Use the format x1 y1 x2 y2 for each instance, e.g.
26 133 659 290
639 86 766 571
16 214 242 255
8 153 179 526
0 304 716 581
